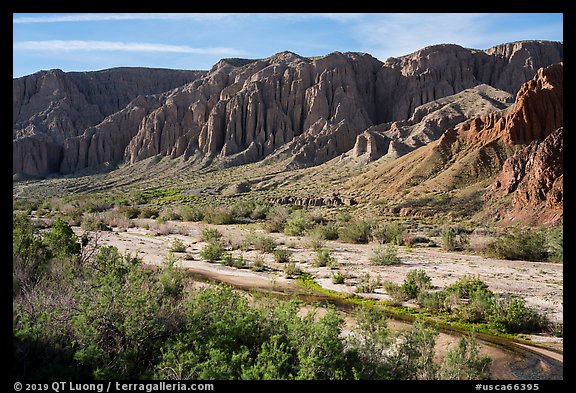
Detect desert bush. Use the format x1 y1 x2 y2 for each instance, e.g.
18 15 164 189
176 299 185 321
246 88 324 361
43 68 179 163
250 204 269 221
283 261 301 278
339 219 373 244
221 251 234 266
335 210 352 223
201 227 223 242
371 221 405 245
313 248 337 268
168 238 187 253
273 249 291 263
178 205 203 222
487 296 548 333
484 228 548 261
545 226 563 262
119 205 141 219
403 233 434 247
200 241 225 262
370 244 401 265
81 214 112 232
138 206 159 219
284 210 314 236
438 335 491 380
43 218 82 261
160 253 185 300
304 231 325 250
453 287 495 323
445 275 490 299
202 206 235 225
402 269 432 299
262 206 290 233
441 227 469 251
230 200 257 220
416 290 450 314
331 271 346 284
383 281 409 304
159 207 181 222
102 210 133 229
13 213 51 287
243 233 277 253
308 222 339 241
356 272 381 293
251 255 265 272
253 235 277 253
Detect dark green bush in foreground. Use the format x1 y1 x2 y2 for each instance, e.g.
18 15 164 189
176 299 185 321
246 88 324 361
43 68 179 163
14 214 492 380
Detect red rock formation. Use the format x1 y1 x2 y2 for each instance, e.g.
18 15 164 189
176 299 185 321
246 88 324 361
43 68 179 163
436 63 563 149
486 127 563 225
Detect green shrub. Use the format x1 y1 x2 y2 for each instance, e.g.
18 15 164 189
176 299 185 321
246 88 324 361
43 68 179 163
81 215 111 232
370 244 400 265
253 236 277 253
262 206 289 233
545 226 563 262
139 206 159 219
417 290 449 313
43 218 81 260
438 335 491 380
201 228 223 242
243 233 277 253
339 220 373 244
304 232 325 250
441 227 469 251
200 241 225 262
371 221 405 245
250 205 269 221
402 269 432 299
331 271 346 284
487 296 548 333
284 210 314 236
273 249 291 263
168 238 187 253
251 255 265 272
283 261 301 278
485 228 548 261
159 207 181 222
179 205 204 222
119 205 141 219
202 206 235 225
454 287 495 323
221 252 234 266
160 253 185 299
356 272 381 293
318 222 340 240
445 275 490 299
233 254 247 269
313 248 337 268
383 281 409 304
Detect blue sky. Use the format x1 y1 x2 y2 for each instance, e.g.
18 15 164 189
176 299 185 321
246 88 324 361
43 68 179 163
12 13 563 78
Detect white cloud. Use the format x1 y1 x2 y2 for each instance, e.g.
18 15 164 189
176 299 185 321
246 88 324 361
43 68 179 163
13 40 244 55
13 13 238 24
353 13 493 60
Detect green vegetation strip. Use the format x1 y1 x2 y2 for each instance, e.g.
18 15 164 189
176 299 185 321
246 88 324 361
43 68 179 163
294 272 561 354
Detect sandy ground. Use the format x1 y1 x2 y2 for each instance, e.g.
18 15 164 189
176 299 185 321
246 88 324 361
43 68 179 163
74 219 563 380
81 218 563 324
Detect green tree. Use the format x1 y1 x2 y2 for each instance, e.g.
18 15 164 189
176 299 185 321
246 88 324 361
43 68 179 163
43 218 81 260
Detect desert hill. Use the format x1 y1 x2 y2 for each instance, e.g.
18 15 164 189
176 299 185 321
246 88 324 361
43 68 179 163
13 40 563 178
344 63 563 225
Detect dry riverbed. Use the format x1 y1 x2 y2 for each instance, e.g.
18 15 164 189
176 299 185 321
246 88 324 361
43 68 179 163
73 218 563 379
